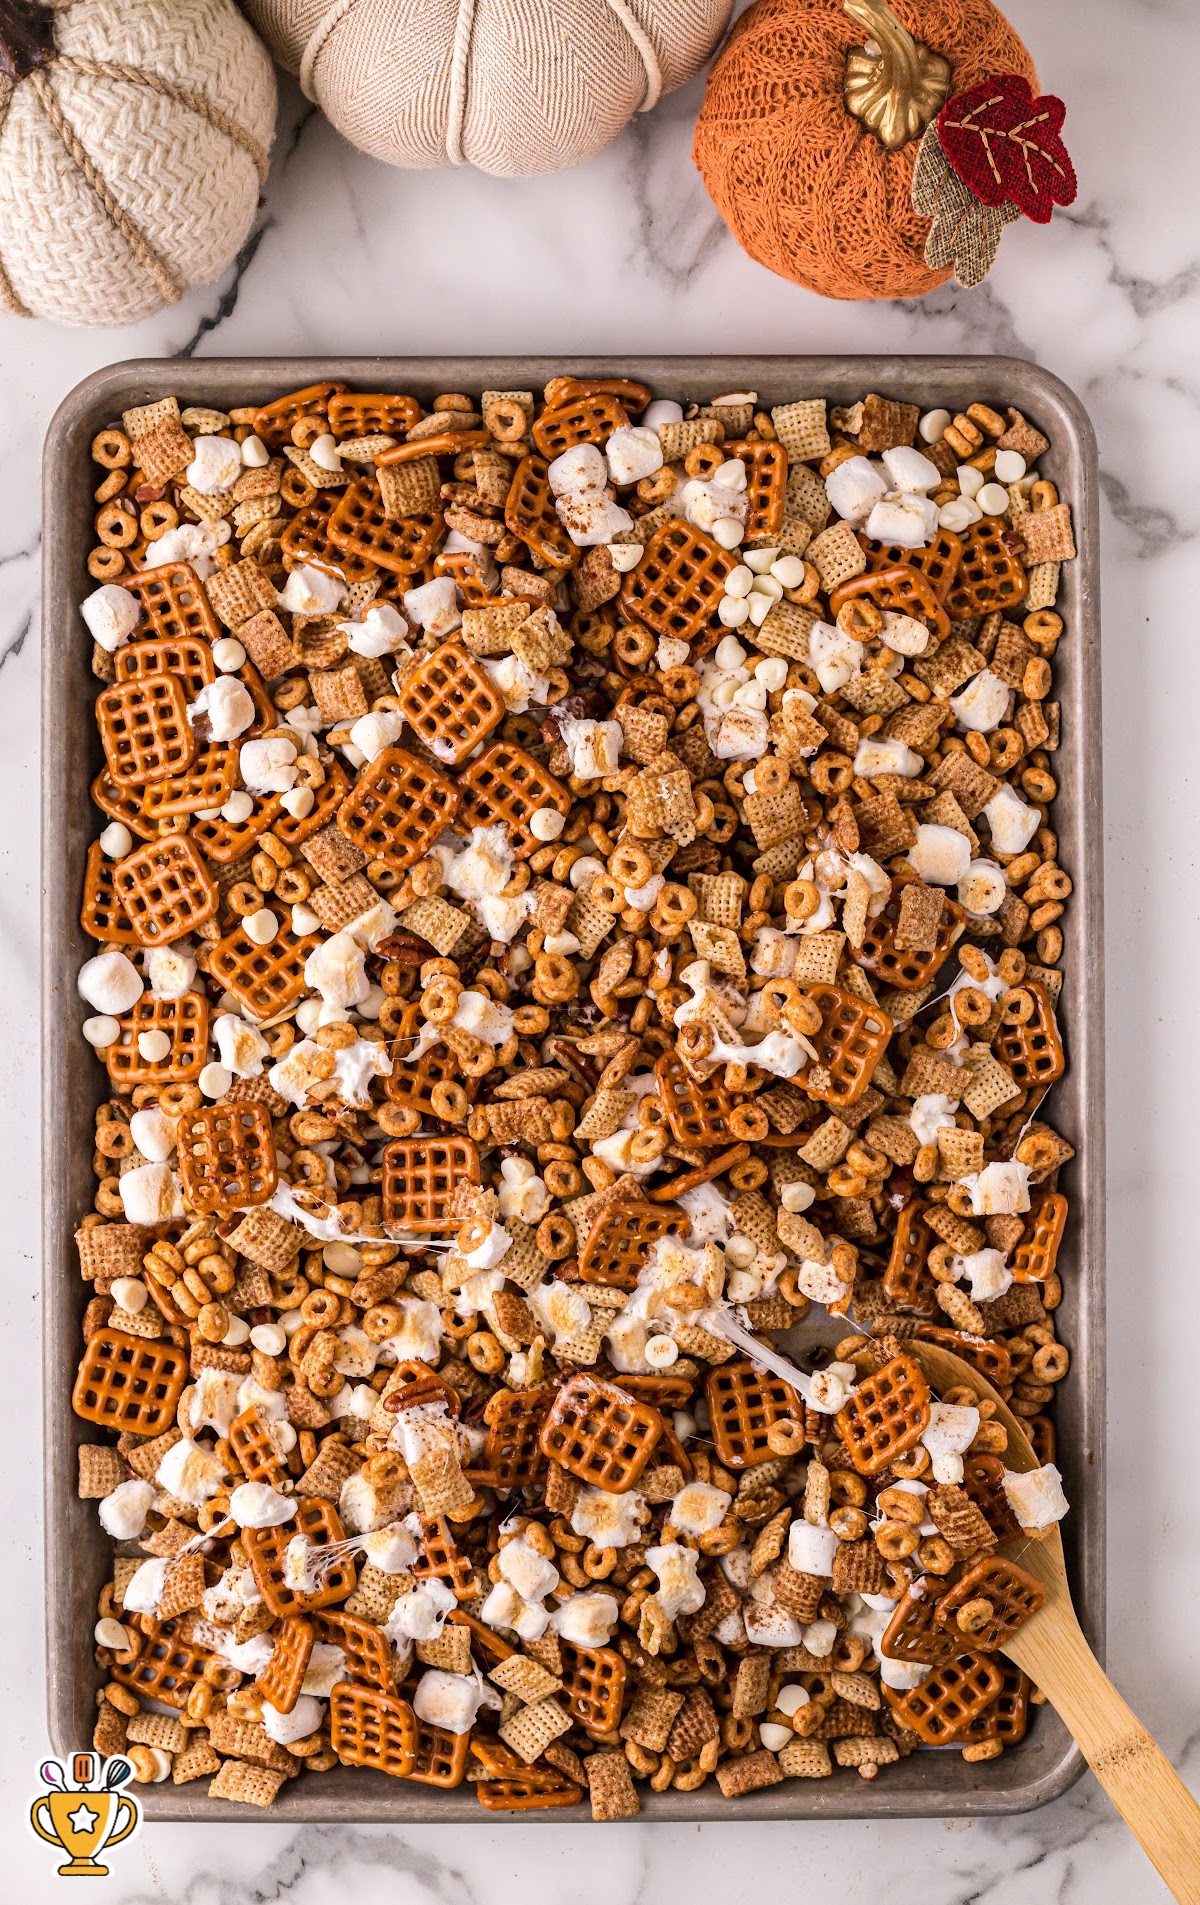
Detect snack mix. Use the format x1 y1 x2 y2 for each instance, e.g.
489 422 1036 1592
72 377 1077 1810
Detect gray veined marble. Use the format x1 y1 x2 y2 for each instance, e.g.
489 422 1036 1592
2 0 1197 1894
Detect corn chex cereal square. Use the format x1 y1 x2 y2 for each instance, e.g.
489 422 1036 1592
498 1696 572 1764
771 399 830 463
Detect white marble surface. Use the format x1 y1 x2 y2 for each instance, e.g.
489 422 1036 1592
4 0 1199 1895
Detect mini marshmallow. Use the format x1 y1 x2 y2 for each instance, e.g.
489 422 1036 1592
907 823 973 886
403 576 461 637
921 1402 980 1459
965 1159 1032 1216
98 1478 155 1540
145 522 218 575
909 1093 960 1146
802 1617 838 1657
880 1656 932 1691
277 564 345 617
342 603 410 657
825 455 887 523
229 1482 296 1528
951 670 1011 733
854 735 924 779
807 621 863 694
788 1520 839 1577
262 1694 324 1745
120 1161 183 1226
880 610 930 657
984 782 1042 854
958 1247 1013 1302
606 425 663 485
386 1579 457 1644
122 1558 169 1615
382 1298 443 1367
78 949 143 1016
548 443 607 495
129 1107 175 1163
453 989 515 1046
881 445 941 493
1003 1463 1069 1530
240 736 298 794
301 1642 347 1697
363 1522 420 1573
864 493 939 549
958 860 1007 915
555 489 634 547
185 435 241 493
350 710 405 763
187 676 255 742
644 399 684 429
669 1481 731 1537
81 582 140 652
412 1668 489 1735
189 1367 243 1437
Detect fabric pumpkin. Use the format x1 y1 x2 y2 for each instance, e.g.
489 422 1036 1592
693 0 1037 301
0 0 275 327
244 0 731 176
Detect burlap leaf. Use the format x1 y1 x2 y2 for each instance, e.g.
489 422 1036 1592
913 125 1019 289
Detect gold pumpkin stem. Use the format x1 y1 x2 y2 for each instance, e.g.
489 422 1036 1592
843 0 952 151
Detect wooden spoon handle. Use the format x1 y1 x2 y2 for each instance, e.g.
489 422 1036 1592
1012 1617 1200 1903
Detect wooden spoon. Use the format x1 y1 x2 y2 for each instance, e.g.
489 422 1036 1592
911 1341 1200 1904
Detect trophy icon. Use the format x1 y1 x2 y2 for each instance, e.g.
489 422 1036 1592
30 1753 140 1877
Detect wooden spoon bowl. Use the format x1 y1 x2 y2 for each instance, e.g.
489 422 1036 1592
911 1341 1200 1904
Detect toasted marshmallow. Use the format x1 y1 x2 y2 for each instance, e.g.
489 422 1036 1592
155 1436 226 1506
122 1558 169 1615
646 1542 705 1619
907 823 972 886
301 1642 347 1697
229 1482 295 1529
669 1480 731 1537
386 1578 456 1642
570 1487 647 1550
984 782 1041 854
214 1011 270 1078
881 445 941 493
1003 1463 1069 1530
965 1159 1032 1216
808 621 863 694
120 1162 184 1226
277 564 345 617
863 493 938 549
550 1591 619 1647
98 1478 155 1540
555 715 622 781
921 1403 980 1459
498 1536 560 1603
382 1298 443 1367
413 1668 488 1735
185 435 241 494
951 670 1011 733
305 931 369 1008
825 456 887 523
342 603 409 657
146 944 196 999
403 576 461 638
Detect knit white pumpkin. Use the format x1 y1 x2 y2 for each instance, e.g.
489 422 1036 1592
244 0 732 176
0 0 276 327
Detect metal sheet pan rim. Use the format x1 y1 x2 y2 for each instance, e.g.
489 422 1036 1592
42 356 1104 1824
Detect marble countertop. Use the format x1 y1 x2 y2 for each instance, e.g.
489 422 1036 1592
4 0 1198 1896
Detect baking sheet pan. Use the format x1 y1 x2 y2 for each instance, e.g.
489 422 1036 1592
42 357 1103 1820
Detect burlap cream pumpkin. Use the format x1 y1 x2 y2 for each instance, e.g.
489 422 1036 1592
0 0 275 327
244 0 731 176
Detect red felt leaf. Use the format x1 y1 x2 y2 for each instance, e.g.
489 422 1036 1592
936 74 1077 225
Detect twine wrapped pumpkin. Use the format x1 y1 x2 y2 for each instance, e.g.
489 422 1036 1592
694 0 1038 300
244 0 731 176
0 0 275 327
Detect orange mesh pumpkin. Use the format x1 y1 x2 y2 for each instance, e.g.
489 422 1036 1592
693 0 1038 301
